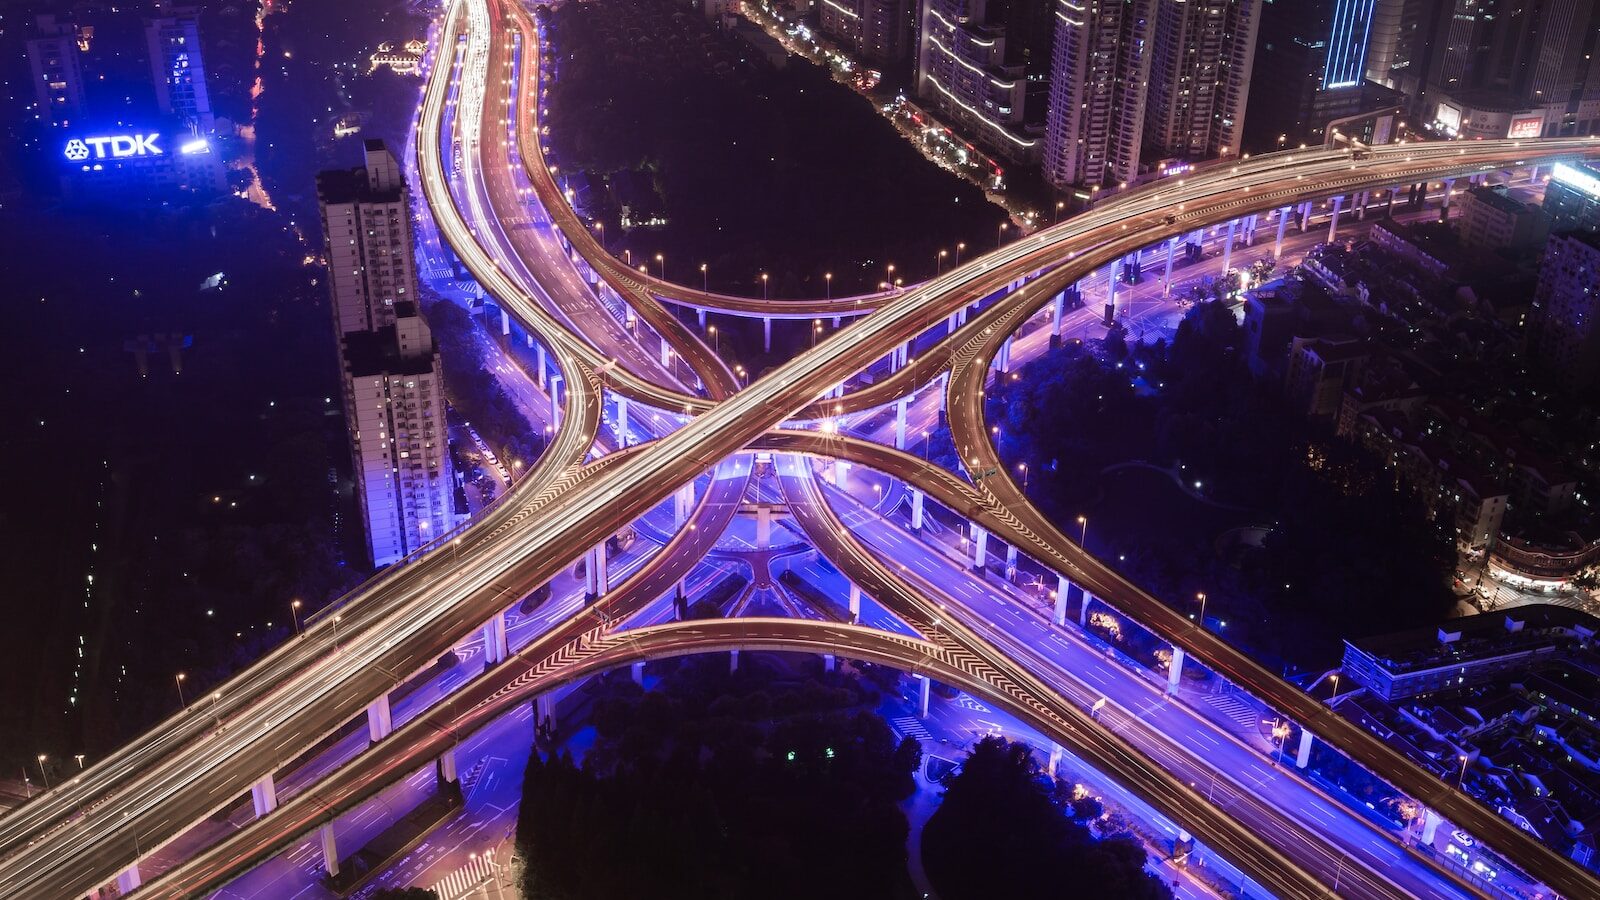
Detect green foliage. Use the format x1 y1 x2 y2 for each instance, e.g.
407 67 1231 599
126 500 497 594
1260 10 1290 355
515 657 918 899
922 737 1171 900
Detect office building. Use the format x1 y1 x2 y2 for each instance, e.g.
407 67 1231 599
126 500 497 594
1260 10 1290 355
915 0 1045 162
317 141 417 337
1457 185 1550 252
1040 0 1155 189
144 1 214 133
820 0 912 67
1244 0 1404 151
1543 162 1600 234
319 141 455 568
25 15 87 127
1528 229 1600 388
1142 0 1259 162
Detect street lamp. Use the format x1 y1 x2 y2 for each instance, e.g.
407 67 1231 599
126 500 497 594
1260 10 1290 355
1329 672 1341 700
1457 754 1470 788
74 754 84 770
825 272 833 299
1195 592 1208 627
1270 720 1291 766
175 672 188 710
708 325 718 354
594 221 604 247
937 249 947 275
1054 200 1065 223
1017 462 1029 493
956 241 966 265
1077 515 1088 547
655 253 664 280
700 262 708 292
997 221 1008 246
290 598 303 637
36 755 50 789
812 319 823 349
761 272 769 301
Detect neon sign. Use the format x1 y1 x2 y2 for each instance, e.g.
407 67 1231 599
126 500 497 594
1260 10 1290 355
1552 163 1600 199
63 134 163 162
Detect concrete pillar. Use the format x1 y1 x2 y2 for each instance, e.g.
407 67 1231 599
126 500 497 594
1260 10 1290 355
763 317 772 352
1053 575 1069 625
898 341 910 369
917 674 931 718
835 316 844 328
366 695 393 743
1356 189 1369 220
1163 239 1178 294
614 395 630 447
1274 208 1290 259
250 774 277 818
536 344 547 390
1222 219 1237 273
697 308 707 329
848 584 861 622
526 332 534 349
593 543 609 597
957 307 969 327
1005 545 1019 581
1080 591 1092 627
835 459 851 485
500 309 510 336
970 523 988 570
1295 727 1314 768
998 336 1013 373
1327 195 1345 243
729 649 740 673
1104 261 1119 326
535 691 556 728
823 654 836 672
583 546 599 598
1388 186 1400 216
910 489 925 530
482 611 508 666
674 483 693 527
116 866 143 894
1166 647 1185 695
631 661 645 685
438 746 459 785
1048 743 1063 778
1421 809 1443 844
1053 290 1068 335
1245 213 1259 245
756 505 772 549
1298 201 1311 232
659 339 671 370
895 399 908 450
1441 178 1457 210
319 823 340 877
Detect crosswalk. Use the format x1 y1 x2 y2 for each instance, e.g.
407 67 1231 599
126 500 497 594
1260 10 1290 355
1202 692 1263 731
890 716 934 741
430 847 503 899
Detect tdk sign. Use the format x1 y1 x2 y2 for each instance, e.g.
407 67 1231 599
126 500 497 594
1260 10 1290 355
64 134 163 162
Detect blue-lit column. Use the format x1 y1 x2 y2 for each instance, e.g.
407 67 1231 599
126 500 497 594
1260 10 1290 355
482 611 508 666
117 866 143 894
848 583 861 622
917 674 931 718
1274 207 1291 258
1328 195 1346 242
1053 575 1069 625
535 691 556 728
910 489 925 531
729 649 740 673
674 483 693 528
756 505 772 550
250 775 277 818
1222 220 1237 274
970 523 988 570
632 661 645 685
895 399 908 450
763 317 772 352
1163 239 1178 295
366 695 393 742
535 344 547 389
614 395 630 447
1004 545 1018 581
438 746 459 786
1166 647 1185 695
319 823 340 877
1295 727 1314 768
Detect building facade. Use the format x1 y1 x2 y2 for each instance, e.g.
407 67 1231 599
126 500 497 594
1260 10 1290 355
1142 0 1259 162
820 0 912 66
144 1 214 133
1040 0 1155 189
1529 229 1600 388
1544 162 1600 234
916 0 1044 162
25 15 86 127
318 141 455 568
1457 185 1550 253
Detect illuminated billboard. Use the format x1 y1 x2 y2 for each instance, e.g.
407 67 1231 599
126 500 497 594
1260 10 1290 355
1507 115 1543 139
1434 102 1462 133
63 133 163 162
1551 163 1600 199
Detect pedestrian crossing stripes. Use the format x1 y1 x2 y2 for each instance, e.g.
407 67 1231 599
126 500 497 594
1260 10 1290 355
1202 692 1262 730
430 847 501 899
891 716 933 741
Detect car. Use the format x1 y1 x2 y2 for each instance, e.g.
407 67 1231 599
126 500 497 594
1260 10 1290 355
1451 829 1475 848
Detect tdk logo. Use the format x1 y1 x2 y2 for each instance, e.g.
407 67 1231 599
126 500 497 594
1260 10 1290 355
64 134 163 162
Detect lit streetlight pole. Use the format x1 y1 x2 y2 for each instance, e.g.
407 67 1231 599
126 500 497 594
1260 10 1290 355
1077 515 1088 547
956 241 966 265
290 599 303 638
824 272 832 299
36 755 50 789
1195 592 1208 627
761 272 769 301
700 262 708 292
175 672 188 710
997 221 1008 246
654 253 665 280
937 249 947 275
708 325 718 354
1017 462 1029 493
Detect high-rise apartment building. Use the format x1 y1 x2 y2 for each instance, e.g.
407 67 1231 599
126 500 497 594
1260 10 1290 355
1529 229 1600 388
1040 0 1156 189
318 141 455 568
915 0 1045 162
820 0 912 67
1544 162 1600 234
25 15 87 127
144 1 214 133
1143 0 1260 162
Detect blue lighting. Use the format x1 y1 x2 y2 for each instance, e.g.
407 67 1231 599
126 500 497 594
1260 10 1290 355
1322 0 1376 91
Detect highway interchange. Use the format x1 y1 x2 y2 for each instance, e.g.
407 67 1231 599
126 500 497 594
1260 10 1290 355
5 0 1600 896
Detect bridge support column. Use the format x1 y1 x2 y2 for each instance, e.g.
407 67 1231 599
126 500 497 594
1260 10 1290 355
998 336 1013 373
1048 743 1063 778
482 611 508 666
437 746 459 786
614 395 630 448
250 774 277 818
320 823 340 877
848 584 861 622
632 661 645 685
1163 238 1178 294
823 654 836 672
1166 647 1185 695
674 483 694 528
1295 728 1314 768
895 399 908 450
835 316 843 328
1080 591 1093 627
1421 809 1443 844
536 691 556 729
550 377 564 429
756 505 772 549
536 344 547 390
366 695 393 743
1441 177 1457 212
1053 289 1068 336
763 317 772 352
1053 575 1069 625
588 543 609 599
729 649 740 673
1005 545 1018 581
1222 219 1237 273
917 674 931 718
1356 189 1369 220
969 523 988 570
1298 201 1311 232
526 332 534 349
501 309 510 336
659 340 671 370
1273 208 1289 259
1388 186 1400 216
1245 213 1259 245
1327 195 1345 243
697 308 706 329
116 865 143 894
910 489 925 530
